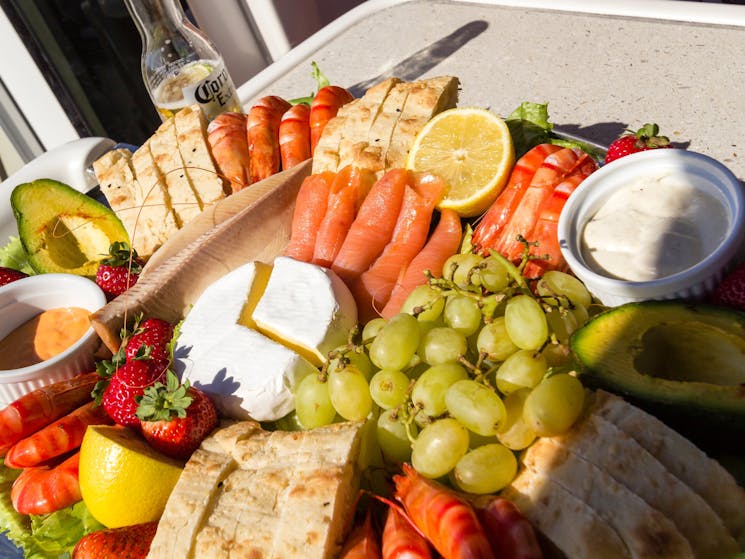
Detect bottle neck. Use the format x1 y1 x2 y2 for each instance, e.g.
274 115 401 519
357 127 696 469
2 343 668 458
124 0 187 43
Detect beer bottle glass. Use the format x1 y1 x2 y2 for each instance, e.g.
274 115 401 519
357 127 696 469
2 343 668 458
124 0 242 121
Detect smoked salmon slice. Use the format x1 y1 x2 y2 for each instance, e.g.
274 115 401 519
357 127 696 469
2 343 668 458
312 166 376 268
352 172 446 323
284 172 335 262
331 168 409 283
382 208 462 318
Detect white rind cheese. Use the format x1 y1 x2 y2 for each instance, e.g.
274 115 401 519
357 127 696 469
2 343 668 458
252 256 358 366
174 261 318 421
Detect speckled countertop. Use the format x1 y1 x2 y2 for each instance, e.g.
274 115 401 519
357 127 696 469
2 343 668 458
238 0 745 180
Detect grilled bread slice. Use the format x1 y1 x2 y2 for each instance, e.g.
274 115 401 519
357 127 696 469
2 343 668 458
174 105 228 207
593 390 745 547
503 464 632 559
312 76 459 177
522 437 694 559
150 116 203 227
93 148 139 246
147 420 363 559
552 410 738 558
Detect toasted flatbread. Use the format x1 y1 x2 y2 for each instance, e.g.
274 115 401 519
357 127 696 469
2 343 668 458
130 141 180 252
315 77 400 175
504 464 632 559
385 75 460 169
553 411 739 558
147 420 363 559
175 105 228 207
593 391 745 547
522 437 694 559
93 148 139 245
150 117 203 227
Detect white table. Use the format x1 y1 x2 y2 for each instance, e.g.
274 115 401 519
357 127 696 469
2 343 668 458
238 0 745 180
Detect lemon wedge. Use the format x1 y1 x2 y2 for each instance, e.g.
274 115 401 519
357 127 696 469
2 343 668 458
406 107 515 217
79 425 183 528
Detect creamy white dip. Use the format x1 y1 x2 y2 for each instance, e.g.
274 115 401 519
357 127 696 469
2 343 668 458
580 173 728 282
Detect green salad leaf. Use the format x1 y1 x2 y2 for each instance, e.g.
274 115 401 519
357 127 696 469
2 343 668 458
0 465 103 559
0 237 34 275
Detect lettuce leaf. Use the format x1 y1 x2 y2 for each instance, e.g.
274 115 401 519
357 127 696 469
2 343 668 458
0 237 34 275
0 465 104 558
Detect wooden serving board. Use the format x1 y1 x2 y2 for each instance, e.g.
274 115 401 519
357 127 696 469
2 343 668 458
90 160 312 353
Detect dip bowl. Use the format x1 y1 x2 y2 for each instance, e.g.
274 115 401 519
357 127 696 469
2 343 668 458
558 149 745 307
0 273 107 406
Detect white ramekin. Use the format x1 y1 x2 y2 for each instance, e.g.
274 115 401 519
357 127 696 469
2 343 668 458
558 149 745 307
0 273 106 406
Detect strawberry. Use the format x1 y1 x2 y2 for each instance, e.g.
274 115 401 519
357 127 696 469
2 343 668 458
95 241 144 301
710 262 745 311
100 359 165 428
125 317 174 363
72 521 158 559
0 266 28 287
137 370 218 459
604 123 672 164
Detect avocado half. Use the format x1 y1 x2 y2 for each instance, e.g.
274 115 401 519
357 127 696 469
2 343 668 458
11 179 129 278
571 300 745 428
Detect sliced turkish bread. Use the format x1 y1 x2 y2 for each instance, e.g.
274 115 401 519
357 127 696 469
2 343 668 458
593 390 745 548
92 104 228 260
548 411 739 558
312 75 459 176
146 420 364 559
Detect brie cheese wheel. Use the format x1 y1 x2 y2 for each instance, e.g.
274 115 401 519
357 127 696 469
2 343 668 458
174 261 317 421
252 256 358 366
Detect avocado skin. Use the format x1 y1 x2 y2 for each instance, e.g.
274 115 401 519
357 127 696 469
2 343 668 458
570 300 745 438
11 179 129 278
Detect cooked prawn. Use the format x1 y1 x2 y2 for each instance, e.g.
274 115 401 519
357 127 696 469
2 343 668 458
0 373 98 457
393 463 494 559
310 85 354 153
207 112 250 192
339 509 382 559
382 505 433 559
473 495 544 559
11 452 82 515
247 95 291 184
279 103 312 170
472 144 562 254
498 147 590 262
5 401 112 469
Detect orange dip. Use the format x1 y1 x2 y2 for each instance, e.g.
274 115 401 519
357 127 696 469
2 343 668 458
0 307 91 370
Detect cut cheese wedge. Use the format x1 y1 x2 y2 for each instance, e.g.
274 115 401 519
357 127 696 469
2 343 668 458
174 261 316 421
174 257 357 421
252 256 357 366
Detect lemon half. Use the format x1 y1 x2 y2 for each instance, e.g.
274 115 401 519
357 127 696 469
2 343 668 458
79 425 183 528
406 107 515 217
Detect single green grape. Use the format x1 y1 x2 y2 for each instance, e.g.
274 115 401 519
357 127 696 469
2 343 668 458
453 443 517 494
362 317 387 341
452 253 484 288
476 317 518 362
444 295 482 336
411 362 469 417
294 374 336 429
418 326 468 366
327 365 373 421
504 294 549 350
369 368 410 409
497 388 536 450
536 270 592 308
368 313 420 370
445 379 507 436
544 306 579 345
495 349 547 394
400 284 446 322
377 409 416 463
523 373 585 437
476 256 511 292
411 418 469 478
